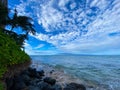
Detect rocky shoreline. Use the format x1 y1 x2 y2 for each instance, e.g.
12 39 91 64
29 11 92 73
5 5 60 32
5 67 86 90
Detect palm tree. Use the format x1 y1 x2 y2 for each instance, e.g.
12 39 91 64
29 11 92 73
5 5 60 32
0 4 36 49
17 16 36 35
10 9 36 36
0 0 7 7
9 9 18 31
8 9 36 49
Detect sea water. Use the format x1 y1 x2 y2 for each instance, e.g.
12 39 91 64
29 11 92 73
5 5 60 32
30 55 120 90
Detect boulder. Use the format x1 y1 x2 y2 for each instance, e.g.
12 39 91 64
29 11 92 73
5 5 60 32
28 85 40 90
63 83 86 90
44 77 56 85
51 84 62 90
38 81 52 90
50 70 55 74
27 67 41 78
21 74 31 86
29 78 41 86
38 70 44 76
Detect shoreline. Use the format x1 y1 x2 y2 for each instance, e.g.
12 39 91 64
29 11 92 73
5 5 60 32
31 60 107 90
4 59 114 90
5 60 86 90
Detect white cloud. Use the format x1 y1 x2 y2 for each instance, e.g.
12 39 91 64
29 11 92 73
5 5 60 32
34 44 44 49
58 0 69 7
38 5 63 32
15 2 28 16
24 42 34 55
70 2 76 10
24 42 58 55
16 0 120 54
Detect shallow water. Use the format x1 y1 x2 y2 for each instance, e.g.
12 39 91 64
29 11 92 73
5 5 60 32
31 55 120 90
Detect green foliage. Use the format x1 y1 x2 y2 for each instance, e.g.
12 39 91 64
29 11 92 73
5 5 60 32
0 66 7 78
0 66 6 90
0 81 4 90
15 16 36 35
0 29 30 78
9 9 36 36
3 30 27 49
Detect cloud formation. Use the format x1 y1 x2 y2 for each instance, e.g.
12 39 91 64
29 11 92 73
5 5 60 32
16 0 120 54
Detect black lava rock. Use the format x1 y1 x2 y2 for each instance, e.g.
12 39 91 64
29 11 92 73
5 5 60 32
38 70 44 76
28 67 38 77
28 85 40 90
38 81 51 90
63 83 86 90
50 70 55 74
5 67 86 90
44 77 56 86
51 84 62 90
29 78 41 86
21 74 31 85
27 67 41 78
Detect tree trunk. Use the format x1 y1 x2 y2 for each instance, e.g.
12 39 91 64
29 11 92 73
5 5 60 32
0 0 8 7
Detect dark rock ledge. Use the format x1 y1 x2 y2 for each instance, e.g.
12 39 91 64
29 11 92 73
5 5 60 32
5 67 86 90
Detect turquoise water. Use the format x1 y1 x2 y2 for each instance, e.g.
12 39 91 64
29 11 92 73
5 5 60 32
31 55 120 90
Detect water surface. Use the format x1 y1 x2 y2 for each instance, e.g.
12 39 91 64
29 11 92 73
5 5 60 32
31 55 120 90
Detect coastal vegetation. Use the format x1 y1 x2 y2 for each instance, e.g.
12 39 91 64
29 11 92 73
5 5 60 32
0 2 35 89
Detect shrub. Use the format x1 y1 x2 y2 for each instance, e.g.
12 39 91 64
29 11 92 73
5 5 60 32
0 30 30 65
0 29 30 79
0 81 4 90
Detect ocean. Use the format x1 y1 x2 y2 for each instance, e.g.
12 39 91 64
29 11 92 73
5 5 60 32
30 55 120 90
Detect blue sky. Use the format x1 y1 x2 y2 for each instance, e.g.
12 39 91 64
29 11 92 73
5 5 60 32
8 0 120 55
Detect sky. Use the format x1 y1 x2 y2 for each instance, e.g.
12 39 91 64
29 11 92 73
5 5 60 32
8 0 120 55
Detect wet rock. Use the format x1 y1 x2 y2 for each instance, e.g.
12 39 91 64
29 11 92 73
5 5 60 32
5 67 86 90
29 78 41 86
88 85 94 88
27 67 41 79
21 74 31 85
28 85 40 90
64 83 86 90
44 77 56 85
51 84 62 90
50 70 55 74
28 67 38 77
38 70 44 76
14 75 23 82
38 81 51 90
36 72 42 79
